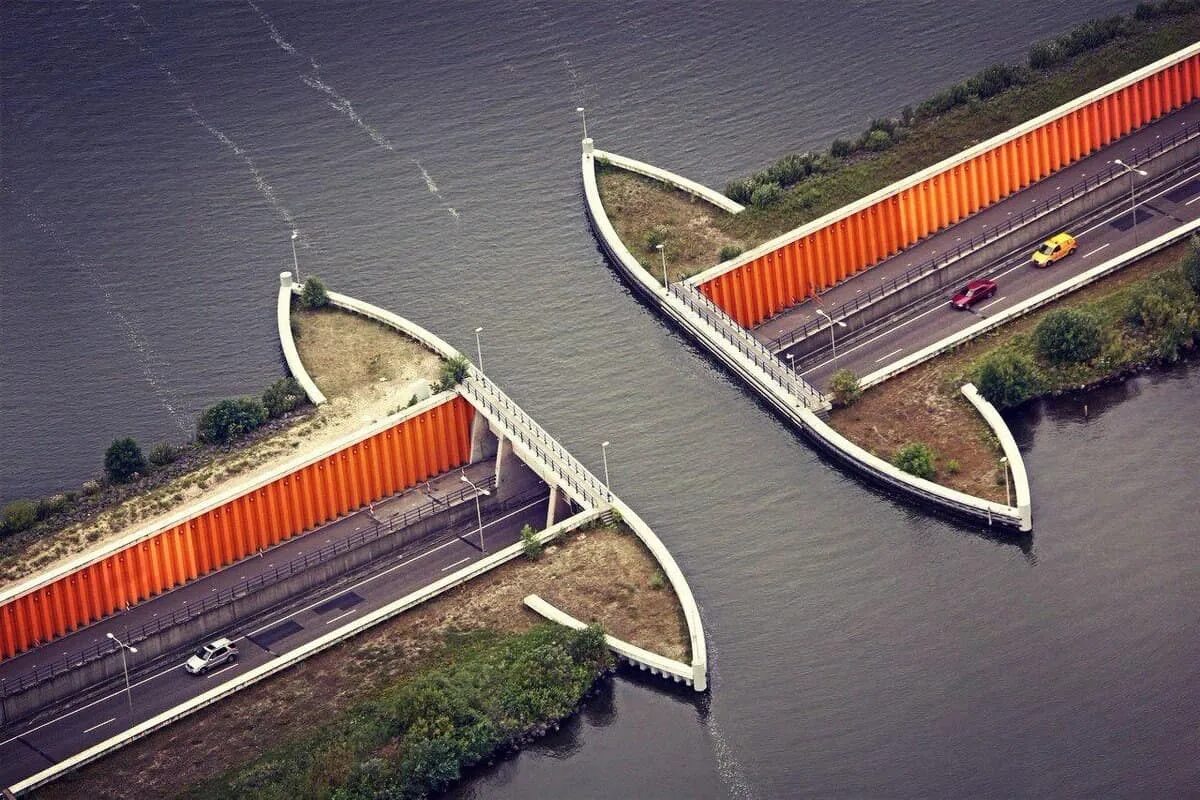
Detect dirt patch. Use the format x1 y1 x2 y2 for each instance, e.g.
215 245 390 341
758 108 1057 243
596 165 741 282
38 522 688 800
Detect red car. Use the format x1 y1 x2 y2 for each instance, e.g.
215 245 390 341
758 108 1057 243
950 278 997 310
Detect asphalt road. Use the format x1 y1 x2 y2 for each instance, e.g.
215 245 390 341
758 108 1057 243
0 463 550 789
754 101 1200 352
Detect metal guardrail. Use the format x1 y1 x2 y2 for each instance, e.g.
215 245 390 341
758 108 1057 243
667 282 826 409
0 475 506 698
461 374 612 508
766 117 1200 351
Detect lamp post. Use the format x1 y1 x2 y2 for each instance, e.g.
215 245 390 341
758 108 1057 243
999 456 1011 507
576 106 588 140
815 309 847 369
1113 159 1148 243
106 632 138 713
786 353 796 375
601 441 611 489
289 230 300 284
460 474 490 553
473 327 484 372
655 243 668 288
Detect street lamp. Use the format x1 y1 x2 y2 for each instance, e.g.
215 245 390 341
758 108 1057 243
576 106 588 140
999 456 1011 507
289 230 301 284
106 632 138 713
1112 159 1148 243
460 474 490 553
814 309 847 369
786 353 796 375
601 441 611 489
473 327 484 372
655 243 668 288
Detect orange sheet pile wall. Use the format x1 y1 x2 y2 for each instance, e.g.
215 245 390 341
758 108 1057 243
0 396 475 661
699 53 1200 328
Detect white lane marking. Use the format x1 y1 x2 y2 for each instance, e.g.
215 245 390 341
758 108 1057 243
801 303 944 376
995 261 1028 279
205 663 239 679
441 557 471 572
323 609 357 625
1186 194 1200 206
82 717 116 734
1076 169 1200 237
1082 243 1111 258
875 348 903 363
979 296 1007 311
0 496 547 750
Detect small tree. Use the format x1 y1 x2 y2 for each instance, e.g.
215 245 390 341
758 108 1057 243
148 442 179 467
262 377 306 418
829 369 862 407
104 437 148 483
520 524 542 559
893 442 936 480
300 276 329 309
749 181 783 209
197 398 268 444
718 244 743 262
1 499 38 536
643 225 669 251
974 350 1040 408
1182 235 1200 295
435 355 470 392
1034 308 1102 364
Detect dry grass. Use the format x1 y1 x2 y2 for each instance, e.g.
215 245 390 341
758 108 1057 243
39 523 688 800
596 165 741 282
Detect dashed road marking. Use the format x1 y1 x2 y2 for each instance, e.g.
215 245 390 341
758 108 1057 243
82 717 116 734
1082 243 1110 258
441 557 471 572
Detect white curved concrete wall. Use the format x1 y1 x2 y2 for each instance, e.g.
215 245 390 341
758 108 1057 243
591 143 745 214
962 383 1032 530
277 272 327 406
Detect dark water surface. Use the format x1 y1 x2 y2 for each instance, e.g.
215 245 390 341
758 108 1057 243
3 1 1197 797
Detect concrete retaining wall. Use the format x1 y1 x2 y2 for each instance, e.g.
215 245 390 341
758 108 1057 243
277 272 326 405
582 144 1028 531
592 145 745 214
961 384 1032 530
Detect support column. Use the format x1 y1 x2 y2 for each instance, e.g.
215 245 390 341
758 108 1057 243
494 433 515 497
469 410 499 464
546 484 559 528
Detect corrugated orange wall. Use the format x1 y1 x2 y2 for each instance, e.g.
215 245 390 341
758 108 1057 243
699 54 1200 328
0 396 475 661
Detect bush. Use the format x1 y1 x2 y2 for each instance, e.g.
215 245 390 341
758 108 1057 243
765 153 814 187
262 376 306 418
148 442 179 467
1 500 38 536
829 369 862 407
435 355 470 391
520 524 542 559
718 244 743 262
1182 235 1200 294
862 129 894 152
830 138 854 158
724 177 758 204
300 276 329 309
1034 308 1103 364
749 181 783 209
36 494 69 520
1030 16 1127 70
643 225 669 251
945 459 961 475
197 398 268 445
104 437 148 483
974 350 1040 408
893 443 936 480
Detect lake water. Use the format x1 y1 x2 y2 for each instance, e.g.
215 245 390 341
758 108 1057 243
3 1 1197 796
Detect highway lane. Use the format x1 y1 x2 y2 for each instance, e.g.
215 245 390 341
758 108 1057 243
753 101 1200 347
0 491 550 789
792 163 1200 390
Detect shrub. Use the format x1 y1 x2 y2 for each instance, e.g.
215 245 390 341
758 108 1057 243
862 129 894 152
435 355 470 391
1182 235 1200 294
36 494 69 520
643 225 669 251
724 177 758 204
1034 308 1103 364
148 442 179 467
945 459 961 475
749 181 783 208
300 276 329 309
974 350 1040 408
649 571 665 590
829 369 862 407
262 376 306 418
104 437 148 483
766 153 814 187
830 138 854 158
81 479 101 496
1 500 38 536
893 443 936 480
197 398 268 445
718 244 743 262
520 524 542 559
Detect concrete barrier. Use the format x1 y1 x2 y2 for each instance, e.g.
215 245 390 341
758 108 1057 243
961 384 1032 531
582 143 1027 531
277 272 326 405
591 145 745 214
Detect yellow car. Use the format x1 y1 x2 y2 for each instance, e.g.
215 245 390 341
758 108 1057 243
1032 232 1078 267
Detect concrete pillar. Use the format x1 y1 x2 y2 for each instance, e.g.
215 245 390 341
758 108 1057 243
494 434 517 497
280 271 293 289
582 137 594 155
470 412 499 464
546 484 559 529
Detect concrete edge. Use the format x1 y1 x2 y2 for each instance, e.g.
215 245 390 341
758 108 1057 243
961 384 1032 531
582 147 1023 531
277 272 327 406
687 42 1200 287
7 507 608 796
592 145 745 214
857 217 1200 389
523 594 695 686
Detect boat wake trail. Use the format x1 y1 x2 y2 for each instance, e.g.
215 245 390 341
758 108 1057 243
244 0 459 220
1 180 191 435
700 639 758 800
